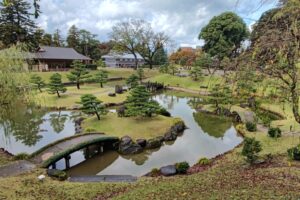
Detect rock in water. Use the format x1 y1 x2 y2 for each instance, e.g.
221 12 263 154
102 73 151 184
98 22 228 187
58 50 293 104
160 165 177 176
119 136 143 155
136 139 147 148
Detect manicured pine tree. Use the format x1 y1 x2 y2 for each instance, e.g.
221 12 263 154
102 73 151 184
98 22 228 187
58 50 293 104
189 65 202 81
94 70 108 88
136 68 144 83
48 73 67 98
126 74 139 89
67 60 91 90
125 85 161 117
79 94 107 120
30 74 45 92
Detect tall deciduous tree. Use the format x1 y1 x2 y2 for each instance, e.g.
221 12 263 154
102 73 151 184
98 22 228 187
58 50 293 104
0 0 36 48
137 29 169 69
199 12 249 61
110 19 145 69
48 73 67 98
79 94 107 120
251 0 300 123
67 60 91 89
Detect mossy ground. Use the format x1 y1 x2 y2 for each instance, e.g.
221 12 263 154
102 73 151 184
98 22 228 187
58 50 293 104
35 84 128 109
82 113 181 140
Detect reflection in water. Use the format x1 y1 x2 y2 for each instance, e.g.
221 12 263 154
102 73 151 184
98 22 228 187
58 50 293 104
0 103 77 154
50 111 68 134
193 112 232 138
67 93 243 177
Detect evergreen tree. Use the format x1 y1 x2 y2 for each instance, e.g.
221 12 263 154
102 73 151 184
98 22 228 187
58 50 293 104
189 65 202 81
30 74 45 92
125 85 161 117
136 68 144 83
42 33 53 46
126 74 139 89
67 25 80 52
96 59 106 68
48 73 67 98
79 94 107 120
153 46 168 65
67 60 90 89
0 0 36 48
242 137 262 164
94 70 108 88
53 29 64 47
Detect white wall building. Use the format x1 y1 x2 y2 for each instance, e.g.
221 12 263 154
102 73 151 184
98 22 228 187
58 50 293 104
102 52 145 68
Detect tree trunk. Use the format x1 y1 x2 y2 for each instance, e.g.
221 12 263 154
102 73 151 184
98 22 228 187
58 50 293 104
133 53 138 70
56 91 60 98
77 82 80 90
95 112 100 120
38 87 42 93
149 62 153 70
100 82 103 88
291 84 300 123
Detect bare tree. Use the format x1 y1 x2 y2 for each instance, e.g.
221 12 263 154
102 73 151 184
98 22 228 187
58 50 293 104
110 19 145 69
137 29 169 69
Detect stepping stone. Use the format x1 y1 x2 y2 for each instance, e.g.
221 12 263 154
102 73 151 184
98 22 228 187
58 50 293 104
0 160 36 178
68 175 137 183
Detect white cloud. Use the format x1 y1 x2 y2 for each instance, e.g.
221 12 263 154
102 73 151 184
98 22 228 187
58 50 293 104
36 0 277 47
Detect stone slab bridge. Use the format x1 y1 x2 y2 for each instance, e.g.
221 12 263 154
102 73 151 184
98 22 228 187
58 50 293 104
30 133 119 169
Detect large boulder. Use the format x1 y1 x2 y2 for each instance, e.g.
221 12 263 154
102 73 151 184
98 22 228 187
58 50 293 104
136 139 147 148
119 136 143 155
160 165 177 176
170 121 185 133
47 169 67 181
164 131 177 141
146 137 162 149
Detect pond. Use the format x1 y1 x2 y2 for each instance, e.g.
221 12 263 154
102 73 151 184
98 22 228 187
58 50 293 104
0 104 78 154
0 93 243 177
67 93 243 176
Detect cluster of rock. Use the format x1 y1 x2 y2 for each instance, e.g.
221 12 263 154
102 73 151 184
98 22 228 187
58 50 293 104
47 169 68 181
118 121 185 155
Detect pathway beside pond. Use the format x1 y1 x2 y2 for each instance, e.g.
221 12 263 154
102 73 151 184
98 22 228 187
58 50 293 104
69 175 137 183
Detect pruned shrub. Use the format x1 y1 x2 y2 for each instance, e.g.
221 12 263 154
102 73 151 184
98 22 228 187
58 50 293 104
150 168 160 176
242 137 262 164
14 153 29 160
158 108 171 117
198 157 211 166
288 145 300 161
246 122 257 132
175 161 190 174
268 127 282 138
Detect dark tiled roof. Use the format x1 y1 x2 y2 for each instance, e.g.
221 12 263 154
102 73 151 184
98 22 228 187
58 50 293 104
31 46 91 60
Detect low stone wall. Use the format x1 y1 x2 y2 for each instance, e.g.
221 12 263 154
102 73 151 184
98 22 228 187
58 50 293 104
118 120 186 155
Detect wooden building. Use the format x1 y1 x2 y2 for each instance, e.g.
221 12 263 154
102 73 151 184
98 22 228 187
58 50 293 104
29 46 92 71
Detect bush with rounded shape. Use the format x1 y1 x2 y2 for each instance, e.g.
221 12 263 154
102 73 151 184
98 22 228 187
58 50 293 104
158 108 171 117
246 122 257 132
175 162 190 174
198 157 211 166
288 145 300 161
150 168 160 176
268 127 282 138
242 137 262 164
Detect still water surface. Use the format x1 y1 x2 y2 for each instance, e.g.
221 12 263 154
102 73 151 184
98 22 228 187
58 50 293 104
0 93 243 176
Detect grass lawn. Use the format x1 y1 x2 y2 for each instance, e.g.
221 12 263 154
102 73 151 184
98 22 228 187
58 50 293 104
31 68 160 83
82 113 181 140
35 84 128 109
260 102 300 133
149 73 222 91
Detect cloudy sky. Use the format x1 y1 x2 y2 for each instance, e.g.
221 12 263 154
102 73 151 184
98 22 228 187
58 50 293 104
36 0 278 48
